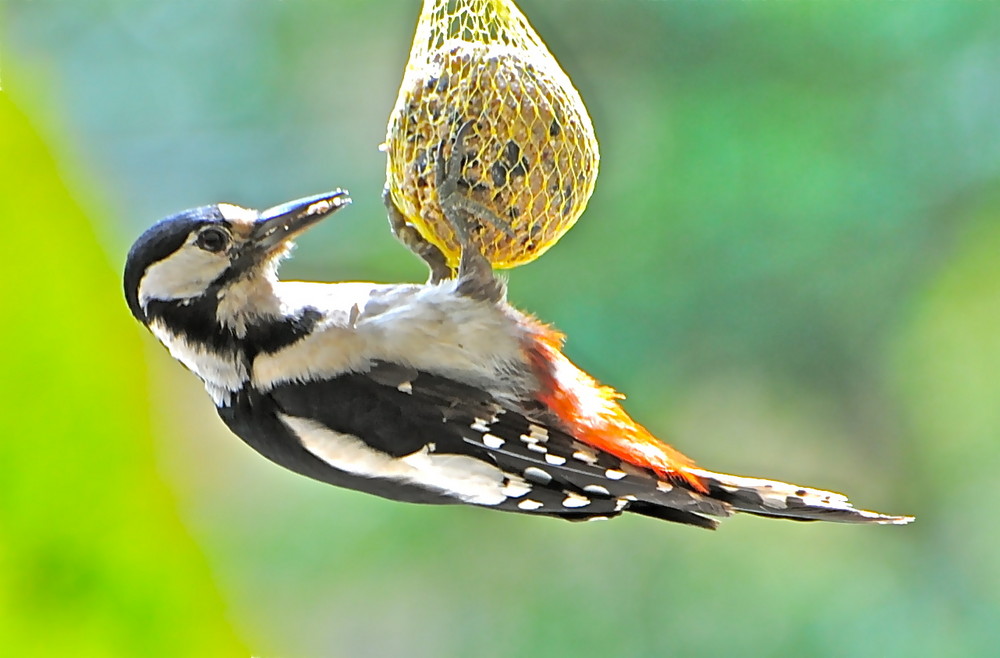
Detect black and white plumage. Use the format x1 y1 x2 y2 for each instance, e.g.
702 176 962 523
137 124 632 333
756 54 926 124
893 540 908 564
123 190 912 529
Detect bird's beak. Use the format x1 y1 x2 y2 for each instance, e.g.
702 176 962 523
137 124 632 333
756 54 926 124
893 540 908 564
251 189 352 253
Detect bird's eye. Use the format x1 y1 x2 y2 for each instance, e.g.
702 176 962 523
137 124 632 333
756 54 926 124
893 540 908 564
196 227 229 253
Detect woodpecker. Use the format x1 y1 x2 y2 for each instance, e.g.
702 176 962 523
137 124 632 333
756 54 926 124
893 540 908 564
123 186 912 528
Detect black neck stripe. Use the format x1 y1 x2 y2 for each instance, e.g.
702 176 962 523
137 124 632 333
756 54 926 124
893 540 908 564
146 298 323 357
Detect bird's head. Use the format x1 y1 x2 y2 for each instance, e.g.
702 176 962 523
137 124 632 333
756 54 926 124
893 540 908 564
123 190 350 327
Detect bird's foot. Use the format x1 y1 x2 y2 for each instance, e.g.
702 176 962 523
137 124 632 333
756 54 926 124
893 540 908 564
383 185 454 284
435 119 507 302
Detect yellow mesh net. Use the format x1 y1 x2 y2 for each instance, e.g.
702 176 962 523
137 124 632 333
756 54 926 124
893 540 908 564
384 0 599 269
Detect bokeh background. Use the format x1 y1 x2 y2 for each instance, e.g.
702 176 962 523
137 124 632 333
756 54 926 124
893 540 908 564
3 1 1000 656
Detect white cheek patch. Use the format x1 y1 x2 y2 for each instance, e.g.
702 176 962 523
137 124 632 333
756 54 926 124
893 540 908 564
282 413 508 505
138 241 230 306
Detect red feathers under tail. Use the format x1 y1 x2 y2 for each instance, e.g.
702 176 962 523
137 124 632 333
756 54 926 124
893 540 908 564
523 320 705 492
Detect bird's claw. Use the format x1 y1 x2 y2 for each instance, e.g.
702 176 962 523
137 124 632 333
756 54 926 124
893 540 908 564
383 185 454 283
435 119 506 302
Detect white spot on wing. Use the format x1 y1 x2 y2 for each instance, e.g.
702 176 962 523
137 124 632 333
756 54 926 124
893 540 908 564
583 484 610 496
562 493 591 508
523 467 552 484
482 433 505 449
397 381 413 394
544 453 567 466
605 469 627 480
528 424 549 441
471 418 492 433
517 499 544 511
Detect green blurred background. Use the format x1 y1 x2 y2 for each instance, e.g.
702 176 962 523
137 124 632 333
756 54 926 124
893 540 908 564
3 1 999 656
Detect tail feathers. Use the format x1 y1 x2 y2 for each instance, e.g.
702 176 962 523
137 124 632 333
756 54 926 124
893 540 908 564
686 468 914 525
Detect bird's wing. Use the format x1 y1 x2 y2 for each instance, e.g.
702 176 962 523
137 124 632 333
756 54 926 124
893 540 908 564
266 361 729 525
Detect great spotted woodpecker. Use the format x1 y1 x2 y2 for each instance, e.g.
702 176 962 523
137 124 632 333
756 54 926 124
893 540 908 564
122 182 912 528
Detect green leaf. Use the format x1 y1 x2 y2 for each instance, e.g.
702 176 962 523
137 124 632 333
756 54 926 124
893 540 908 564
0 94 247 657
